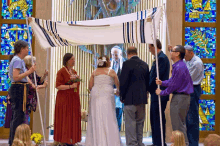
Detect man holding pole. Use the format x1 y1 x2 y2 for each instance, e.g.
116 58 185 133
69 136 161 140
148 39 170 146
156 45 194 146
184 45 204 146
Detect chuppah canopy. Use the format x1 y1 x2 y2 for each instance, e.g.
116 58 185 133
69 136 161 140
27 5 167 146
29 6 163 49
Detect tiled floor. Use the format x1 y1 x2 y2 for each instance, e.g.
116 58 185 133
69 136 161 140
0 137 204 146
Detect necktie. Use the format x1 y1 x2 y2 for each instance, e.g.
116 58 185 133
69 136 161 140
115 61 119 74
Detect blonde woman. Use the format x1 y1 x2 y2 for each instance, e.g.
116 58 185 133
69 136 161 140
204 134 220 146
12 124 34 146
171 130 186 146
23 55 48 124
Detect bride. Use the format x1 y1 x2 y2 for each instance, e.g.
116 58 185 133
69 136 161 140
85 56 122 146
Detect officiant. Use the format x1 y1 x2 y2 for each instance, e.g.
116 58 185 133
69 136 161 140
110 46 125 131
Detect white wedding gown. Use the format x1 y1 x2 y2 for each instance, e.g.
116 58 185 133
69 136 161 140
85 71 122 146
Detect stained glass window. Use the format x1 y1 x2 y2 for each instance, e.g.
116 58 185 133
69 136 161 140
0 60 11 91
185 27 216 58
199 99 215 131
1 24 32 55
0 96 30 128
185 0 216 22
201 63 216 95
2 0 33 19
0 96 7 128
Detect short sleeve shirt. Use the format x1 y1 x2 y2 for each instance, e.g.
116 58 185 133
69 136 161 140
9 56 28 82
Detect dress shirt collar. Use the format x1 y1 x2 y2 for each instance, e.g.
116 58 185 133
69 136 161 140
114 60 119 64
172 59 183 68
154 51 162 59
130 55 138 59
190 55 196 62
185 55 196 63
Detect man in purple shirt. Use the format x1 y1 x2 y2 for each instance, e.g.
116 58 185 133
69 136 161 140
155 45 193 146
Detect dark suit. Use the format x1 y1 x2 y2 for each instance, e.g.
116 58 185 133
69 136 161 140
149 51 170 146
120 56 149 146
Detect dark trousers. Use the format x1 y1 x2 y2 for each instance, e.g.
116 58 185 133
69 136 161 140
116 107 123 131
8 84 28 145
150 93 168 146
186 85 201 146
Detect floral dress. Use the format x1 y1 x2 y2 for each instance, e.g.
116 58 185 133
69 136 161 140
26 72 44 115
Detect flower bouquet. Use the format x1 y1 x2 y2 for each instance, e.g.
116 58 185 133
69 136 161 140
66 75 82 92
31 133 43 146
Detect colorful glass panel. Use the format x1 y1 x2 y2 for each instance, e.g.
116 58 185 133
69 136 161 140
1 24 32 55
185 0 216 22
2 0 33 19
199 99 215 131
0 96 30 127
0 60 11 91
0 96 7 127
201 63 216 95
185 27 216 58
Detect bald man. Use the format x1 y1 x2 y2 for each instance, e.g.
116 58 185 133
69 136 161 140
184 45 204 146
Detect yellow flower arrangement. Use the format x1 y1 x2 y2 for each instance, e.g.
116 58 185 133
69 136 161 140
31 133 43 145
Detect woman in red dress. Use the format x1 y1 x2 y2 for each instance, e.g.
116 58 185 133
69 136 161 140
54 53 81 146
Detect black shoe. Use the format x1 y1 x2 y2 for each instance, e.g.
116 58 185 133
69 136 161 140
65 144 73 146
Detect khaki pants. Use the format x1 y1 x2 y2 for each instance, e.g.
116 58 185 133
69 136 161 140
124 104 146 146
170 94 190 146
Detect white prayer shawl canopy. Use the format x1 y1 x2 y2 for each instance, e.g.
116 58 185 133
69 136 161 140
29 7 163 50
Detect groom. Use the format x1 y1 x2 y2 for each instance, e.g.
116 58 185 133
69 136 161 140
120 46 149 146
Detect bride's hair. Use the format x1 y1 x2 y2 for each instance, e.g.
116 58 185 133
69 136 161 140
97 56 110 68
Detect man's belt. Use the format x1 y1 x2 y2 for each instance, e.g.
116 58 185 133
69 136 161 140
12 82 29 112
193 84 201 87
173 91 189 95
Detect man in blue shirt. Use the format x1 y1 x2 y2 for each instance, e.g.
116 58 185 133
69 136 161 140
184 45 204 146
156 45 194 146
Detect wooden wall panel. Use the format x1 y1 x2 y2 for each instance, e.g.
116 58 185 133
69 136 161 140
50 0 165 135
